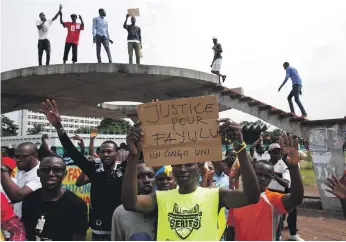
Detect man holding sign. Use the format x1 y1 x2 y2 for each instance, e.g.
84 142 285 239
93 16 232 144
123 12 142 64
122 96 260 241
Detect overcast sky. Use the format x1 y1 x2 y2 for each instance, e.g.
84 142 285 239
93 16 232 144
2 0 346 125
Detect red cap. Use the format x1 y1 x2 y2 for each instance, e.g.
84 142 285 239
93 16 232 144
2 157 16 171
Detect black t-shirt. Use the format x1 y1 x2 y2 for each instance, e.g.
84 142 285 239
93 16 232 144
125 24 141 42
59 132 126 232
22 189 88 241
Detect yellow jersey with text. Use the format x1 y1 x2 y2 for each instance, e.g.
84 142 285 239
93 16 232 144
156 187 219 241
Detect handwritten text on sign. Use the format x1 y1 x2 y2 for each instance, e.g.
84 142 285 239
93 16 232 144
137 95 222 166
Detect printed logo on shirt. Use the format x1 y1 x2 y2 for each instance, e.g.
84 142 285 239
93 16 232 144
168 203 202 240
70 25 75 32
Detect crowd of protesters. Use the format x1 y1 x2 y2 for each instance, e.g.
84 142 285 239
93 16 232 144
1 99 345 241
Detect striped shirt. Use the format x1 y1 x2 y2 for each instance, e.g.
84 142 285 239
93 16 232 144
227 190 287 241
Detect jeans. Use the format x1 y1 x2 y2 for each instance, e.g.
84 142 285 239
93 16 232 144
38 39 51 66
287 84 307 116
128 42 140 64
95 34 112 63
128 232 152 241
92 233 111 241
63 42 78 62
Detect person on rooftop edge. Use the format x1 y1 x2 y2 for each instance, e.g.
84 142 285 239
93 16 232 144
122 118 260 241
40 99 125 241
278 62 307 117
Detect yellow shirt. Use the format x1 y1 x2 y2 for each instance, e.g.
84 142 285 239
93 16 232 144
0 230 5 241
156 187 219 241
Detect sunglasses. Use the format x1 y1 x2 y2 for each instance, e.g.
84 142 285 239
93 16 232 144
39 166 65 174
14 152 37 159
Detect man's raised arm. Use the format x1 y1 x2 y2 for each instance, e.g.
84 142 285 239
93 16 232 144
52 4 62 21
121 124 157 213
219 119 260 209
280 136 304 212
40 99 94 178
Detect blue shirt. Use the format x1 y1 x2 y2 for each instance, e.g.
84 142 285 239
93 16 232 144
92 16 110 38
213 172 229 189
284 66 302 85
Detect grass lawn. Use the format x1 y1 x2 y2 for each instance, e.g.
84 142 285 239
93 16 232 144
300 161 316 185
300 168 316 185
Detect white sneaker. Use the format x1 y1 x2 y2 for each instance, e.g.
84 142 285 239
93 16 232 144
290 234 304 241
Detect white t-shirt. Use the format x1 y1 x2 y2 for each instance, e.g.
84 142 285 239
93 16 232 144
253 151 271 161
268 159 291 192
36 20 53 40
14 163 41 217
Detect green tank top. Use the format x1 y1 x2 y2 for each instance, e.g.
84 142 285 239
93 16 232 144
156 187 219 241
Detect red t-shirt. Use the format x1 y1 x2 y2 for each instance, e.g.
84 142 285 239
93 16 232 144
64 22 84 44
1 192 14 221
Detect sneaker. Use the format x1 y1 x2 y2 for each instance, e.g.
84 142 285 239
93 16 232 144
290 234 304 241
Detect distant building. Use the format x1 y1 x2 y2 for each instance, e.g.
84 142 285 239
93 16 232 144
10 110 102 136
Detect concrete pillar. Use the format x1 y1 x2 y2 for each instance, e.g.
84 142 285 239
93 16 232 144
309 123 346 211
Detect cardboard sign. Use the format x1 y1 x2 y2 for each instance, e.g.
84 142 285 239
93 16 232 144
128 8 140 17
137 95 222 166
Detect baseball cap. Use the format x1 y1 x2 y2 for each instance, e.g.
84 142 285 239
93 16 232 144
212 36 217 40
2 157 16 171
268 143 281 152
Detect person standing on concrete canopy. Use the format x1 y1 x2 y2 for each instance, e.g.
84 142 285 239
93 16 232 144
36 4 62 66
278 62 308 117
92 8 113 63
59 11 84 64
39 99 125 241
122 118 260 241
211 37 227 85
123 14 142 64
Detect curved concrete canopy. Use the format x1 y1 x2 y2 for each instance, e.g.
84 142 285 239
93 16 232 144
1 63 227 117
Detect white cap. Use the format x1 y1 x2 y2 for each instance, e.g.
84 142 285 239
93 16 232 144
212 36 217 40
268 143 281 152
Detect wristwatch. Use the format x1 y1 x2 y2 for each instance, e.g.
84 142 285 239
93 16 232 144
1 165 9 173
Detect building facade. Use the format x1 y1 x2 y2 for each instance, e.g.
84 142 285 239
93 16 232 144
14 110 102 136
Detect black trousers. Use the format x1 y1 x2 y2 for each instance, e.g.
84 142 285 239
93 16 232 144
287 84 307 116
63 42 78 62
38 39 51 66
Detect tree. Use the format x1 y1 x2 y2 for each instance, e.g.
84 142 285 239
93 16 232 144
270 128 283 142
27 123 44 135
74 127 92 134
1 115 19 137
98 118 132 134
